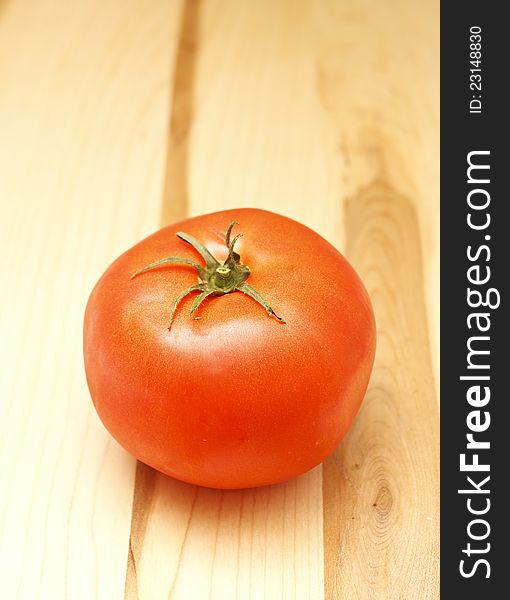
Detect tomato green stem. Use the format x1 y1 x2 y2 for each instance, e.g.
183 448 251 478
131 221 285 329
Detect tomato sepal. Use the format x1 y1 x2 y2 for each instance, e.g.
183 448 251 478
131 221 285 329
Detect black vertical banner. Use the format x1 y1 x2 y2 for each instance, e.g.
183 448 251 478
441 2 507 597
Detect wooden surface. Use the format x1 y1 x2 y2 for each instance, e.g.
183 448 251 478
0 1 439 598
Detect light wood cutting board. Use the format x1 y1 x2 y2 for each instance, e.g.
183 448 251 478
0 1 439 598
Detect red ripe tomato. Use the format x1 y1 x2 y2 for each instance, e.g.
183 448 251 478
83 208 376 488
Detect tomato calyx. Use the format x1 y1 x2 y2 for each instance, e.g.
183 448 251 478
131 221 285 330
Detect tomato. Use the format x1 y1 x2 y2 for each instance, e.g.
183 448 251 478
83 208 376 489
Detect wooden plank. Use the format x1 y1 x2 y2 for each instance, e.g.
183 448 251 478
323 186 439 598
126 2 329 598
0 1 183 598
127 465 322 599
313 1 440 597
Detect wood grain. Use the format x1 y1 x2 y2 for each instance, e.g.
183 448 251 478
0 0 439 598
323 183 439 598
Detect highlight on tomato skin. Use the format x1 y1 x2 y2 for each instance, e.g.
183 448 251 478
83 208 376 489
